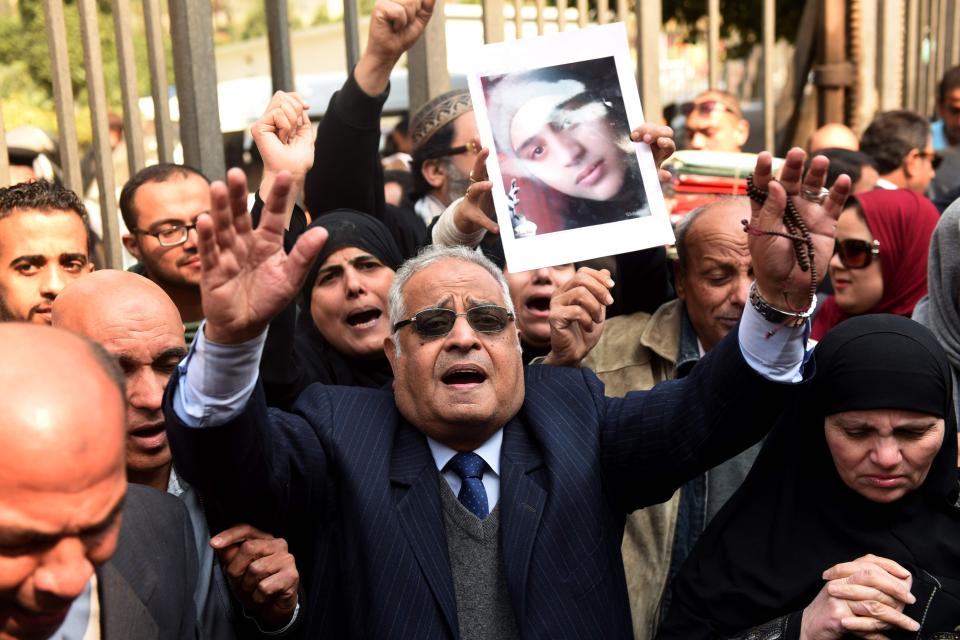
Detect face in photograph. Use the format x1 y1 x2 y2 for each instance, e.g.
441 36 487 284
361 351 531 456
508 90 630 202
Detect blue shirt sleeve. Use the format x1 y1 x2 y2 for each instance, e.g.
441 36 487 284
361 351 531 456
173 322 267 428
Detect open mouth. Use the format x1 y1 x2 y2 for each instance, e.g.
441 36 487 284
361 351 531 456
524 295 551 317
346 308 382 329
129 423 167 449
441 365 488 388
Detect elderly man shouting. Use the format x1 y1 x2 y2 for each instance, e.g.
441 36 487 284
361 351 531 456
164 145 849 638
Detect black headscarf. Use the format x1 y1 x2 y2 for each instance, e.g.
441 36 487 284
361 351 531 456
658 314 960 639
293 210 403 390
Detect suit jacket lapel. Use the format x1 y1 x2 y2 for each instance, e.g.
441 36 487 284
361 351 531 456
390 421 459 638
97 561 159 640
499 418 546 626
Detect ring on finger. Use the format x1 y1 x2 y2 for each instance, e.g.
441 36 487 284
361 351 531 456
800 186 830 205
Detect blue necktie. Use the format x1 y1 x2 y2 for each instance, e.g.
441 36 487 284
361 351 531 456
447 452 490 519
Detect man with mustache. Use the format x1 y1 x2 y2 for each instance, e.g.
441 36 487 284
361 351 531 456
120 164 210 343
0 180 93 324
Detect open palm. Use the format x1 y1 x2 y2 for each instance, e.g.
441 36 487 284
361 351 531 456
198 169 328 344
748 148 851 311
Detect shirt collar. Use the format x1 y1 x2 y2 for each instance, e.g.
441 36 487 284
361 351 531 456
675 304 703 376
427 429 503 478
875 177 898 190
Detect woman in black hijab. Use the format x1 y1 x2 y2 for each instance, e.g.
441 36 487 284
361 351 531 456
657 314 960 640
261 210 403 407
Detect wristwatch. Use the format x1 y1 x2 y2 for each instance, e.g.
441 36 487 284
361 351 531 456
748 282 815 328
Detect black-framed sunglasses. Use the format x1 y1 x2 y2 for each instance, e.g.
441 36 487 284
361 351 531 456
133 220 201 247
422 140 480 161
680 99 739 118
918 150 943 170
393 304 514 338
834 238 880 269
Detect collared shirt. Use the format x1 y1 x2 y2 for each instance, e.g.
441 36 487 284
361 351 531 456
51 575 100 639
428 430 503 509
875 177 899 190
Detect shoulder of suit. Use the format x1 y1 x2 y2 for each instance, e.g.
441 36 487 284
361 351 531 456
122 484 189 538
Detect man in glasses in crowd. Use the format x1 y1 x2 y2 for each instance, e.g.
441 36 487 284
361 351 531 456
681 89 750 153
162 137 850 637
859 110 939 195
0 180 93 324
120 163 209 342
408 89 480 226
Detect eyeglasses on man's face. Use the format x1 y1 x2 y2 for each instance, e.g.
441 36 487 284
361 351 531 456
134 219 202 247
833 238 880 269
681 100 739 118
393 304 514 338
917 150 943 170
423 140 480 161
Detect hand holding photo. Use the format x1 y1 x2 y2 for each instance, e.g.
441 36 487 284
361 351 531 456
468 23 674 272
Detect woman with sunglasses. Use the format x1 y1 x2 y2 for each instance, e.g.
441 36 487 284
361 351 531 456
811 189 939 340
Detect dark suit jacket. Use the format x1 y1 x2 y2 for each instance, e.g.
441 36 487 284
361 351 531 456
165 328 803 639
99 484 198 639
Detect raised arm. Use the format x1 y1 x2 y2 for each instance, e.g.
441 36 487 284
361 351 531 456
304 0 435 218
601 148 851 510
164 170 330 529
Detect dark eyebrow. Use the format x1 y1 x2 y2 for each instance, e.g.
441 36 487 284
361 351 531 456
60 253 88 264
314 264 344 279
9 255 47 268
0 495 125 548
147 217 202 231
157 346 188 361
349 254 380 265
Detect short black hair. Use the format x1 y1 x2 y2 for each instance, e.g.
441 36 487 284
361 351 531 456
0 179 87 221
939 65 960 103
410 122 456 201
859 111 930 175
119 163 208 231
805 148 878 188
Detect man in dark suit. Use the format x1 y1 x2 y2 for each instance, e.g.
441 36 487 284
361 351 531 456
0 323 196 640
165 145 850 638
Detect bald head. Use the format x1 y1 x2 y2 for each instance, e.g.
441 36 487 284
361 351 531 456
808 123 859 153
53 269 182 338
0 323 126 464
674 198 753 352
0 325 126 639
53 269 186 490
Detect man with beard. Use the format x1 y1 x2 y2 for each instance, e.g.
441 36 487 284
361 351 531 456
120 164 209 342
0 180 93 324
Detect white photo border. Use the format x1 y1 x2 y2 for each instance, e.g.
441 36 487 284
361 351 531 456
467 22 675 273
